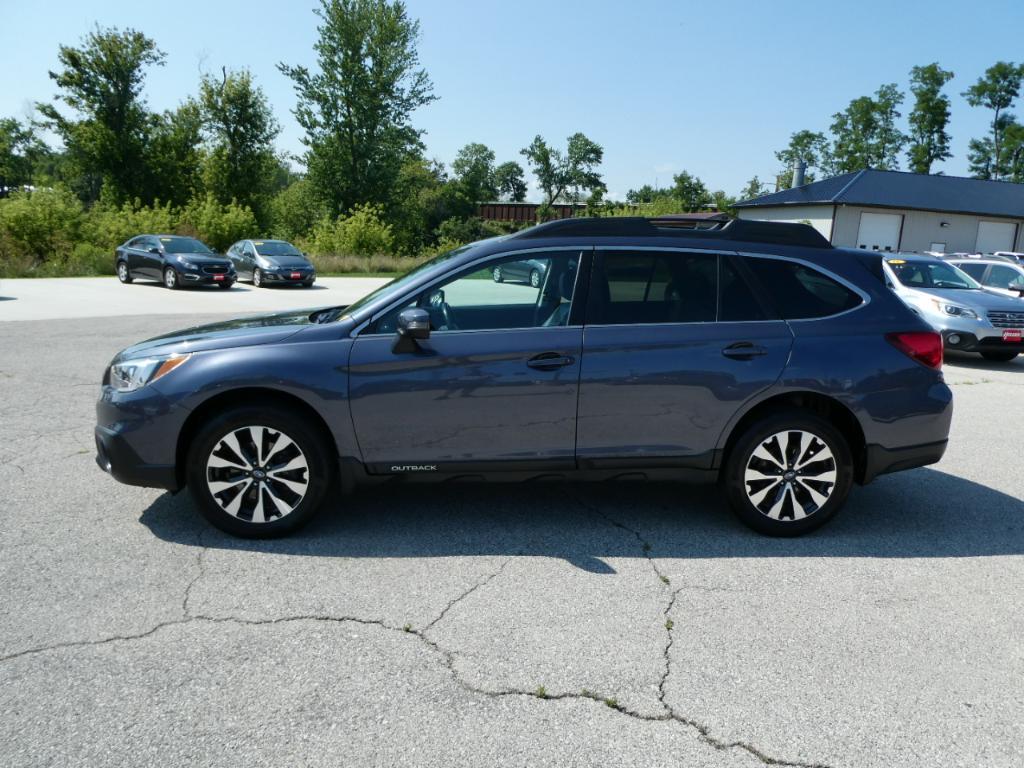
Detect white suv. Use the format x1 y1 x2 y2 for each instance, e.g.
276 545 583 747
948 256 1024 299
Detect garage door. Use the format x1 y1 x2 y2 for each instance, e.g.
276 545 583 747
856 212 902 252
975 221 1017 253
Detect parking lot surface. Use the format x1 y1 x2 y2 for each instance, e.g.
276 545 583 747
1 286 1023 767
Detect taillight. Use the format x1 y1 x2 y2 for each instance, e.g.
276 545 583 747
886 331 943 370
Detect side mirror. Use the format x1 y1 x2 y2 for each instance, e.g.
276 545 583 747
149 247 161 255
397 308 430 340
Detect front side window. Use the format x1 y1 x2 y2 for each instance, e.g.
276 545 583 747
956 262 987 281
589 251 717 325
744 257 863 319
368 251 581 334
987 264 1024 289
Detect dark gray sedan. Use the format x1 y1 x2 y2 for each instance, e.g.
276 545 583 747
226 239 316 288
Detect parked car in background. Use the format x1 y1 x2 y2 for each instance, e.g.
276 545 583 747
491 257 547 287
96 218 953 540
226 239 316 288
877 254 1024 362
993 251 1024 265
116 235 235 290
947 256 1024 299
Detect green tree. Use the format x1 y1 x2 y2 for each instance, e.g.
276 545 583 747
493 161 527 202
670 171 711 212
1002 119 1024 183
199 68 280 223
451 142 497 203
279 0 436 217
774 130 829 188
269 178 325 241
739 175 769 200
907 63 954 174
625 184 672 204
37 26 165 203
0 117 48 193
962 61 1024 180
147 101 203 206
829 84 906 173
521 132 605 215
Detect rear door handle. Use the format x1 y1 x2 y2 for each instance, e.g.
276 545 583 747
527 352 575 370
722 342 768 360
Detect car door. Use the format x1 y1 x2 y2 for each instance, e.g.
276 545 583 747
226 242 244 278
347 249 586 471
138 237 164 278
124 237 147 275
576 249 792 468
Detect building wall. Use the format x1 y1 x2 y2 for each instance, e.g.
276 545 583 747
831 206 1024 253
735 204 835 240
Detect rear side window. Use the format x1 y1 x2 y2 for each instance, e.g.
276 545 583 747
956 262 987 281
987 264 1024 289
743 257 862 319
719 258 770 321
591 251 717 324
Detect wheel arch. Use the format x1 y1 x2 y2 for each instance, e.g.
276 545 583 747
717 390 868 484
175 387 339 490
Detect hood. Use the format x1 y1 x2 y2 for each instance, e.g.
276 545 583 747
257 254 311 268
173 252 232 266
911 287 1024 310
113 308 331 361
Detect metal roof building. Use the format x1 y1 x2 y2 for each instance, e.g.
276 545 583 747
734 169 1024 254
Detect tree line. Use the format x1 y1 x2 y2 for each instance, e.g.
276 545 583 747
1 0 1022 276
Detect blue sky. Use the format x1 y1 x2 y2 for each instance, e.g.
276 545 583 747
2 0 1023 200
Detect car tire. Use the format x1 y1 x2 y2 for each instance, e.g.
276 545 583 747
217 281 234 290
253 268 264 288
980 350 1018 362
117 261 133 284
164 267 179 290
186 406 333 538
492 266 503 283
529 268 540 288
723 409 853 537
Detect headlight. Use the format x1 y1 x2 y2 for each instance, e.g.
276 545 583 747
109 354 191 393
176 256 197 269
931 299 977 319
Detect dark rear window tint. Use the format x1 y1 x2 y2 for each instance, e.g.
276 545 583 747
592 251 717 324
956 262 987 280
744 257 862 319
719 258 769 321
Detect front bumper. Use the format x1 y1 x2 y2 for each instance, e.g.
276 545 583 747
260 269 315 284
940 330 1024 353
862 439 948 484
177 265 236 286
95 425 179 490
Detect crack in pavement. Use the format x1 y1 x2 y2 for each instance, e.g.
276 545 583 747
420 557 512 633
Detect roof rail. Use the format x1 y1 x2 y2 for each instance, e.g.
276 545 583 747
513 216 832 249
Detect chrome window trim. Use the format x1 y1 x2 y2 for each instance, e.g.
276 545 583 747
350 245 589 338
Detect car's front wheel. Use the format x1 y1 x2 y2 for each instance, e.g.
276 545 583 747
492 266 503 283
163 267 179 290
980 350 1018 362
529 268 541 288
723 410 853 537
117 261 132 284
186 406 333 537
253 268 264 288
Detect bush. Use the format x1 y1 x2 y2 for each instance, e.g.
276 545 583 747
310 203 394 257
0 186 84 271
269 179 324 241
86 199 179 251
179 194 259 252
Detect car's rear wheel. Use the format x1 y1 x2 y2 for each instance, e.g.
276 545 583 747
980 350 1018 362
186 406 332 538
164 267 179 290
253 268 264 288
117 261 132 284
492 266 503 283
529 268 541 288
723 410 853 537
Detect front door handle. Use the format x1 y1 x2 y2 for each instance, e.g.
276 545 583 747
722 342 768 360
527 352 575 370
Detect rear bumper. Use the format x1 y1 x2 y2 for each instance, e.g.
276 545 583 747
95 425 179 491
862 439 948 484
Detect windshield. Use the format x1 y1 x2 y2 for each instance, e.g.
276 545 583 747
162 237 212 254
888 260 979 290
254 240 302 257
330 244 475 321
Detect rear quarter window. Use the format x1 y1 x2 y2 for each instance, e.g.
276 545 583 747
743 257 863 319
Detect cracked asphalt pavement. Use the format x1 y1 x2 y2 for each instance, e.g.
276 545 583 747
1 299 1023 767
